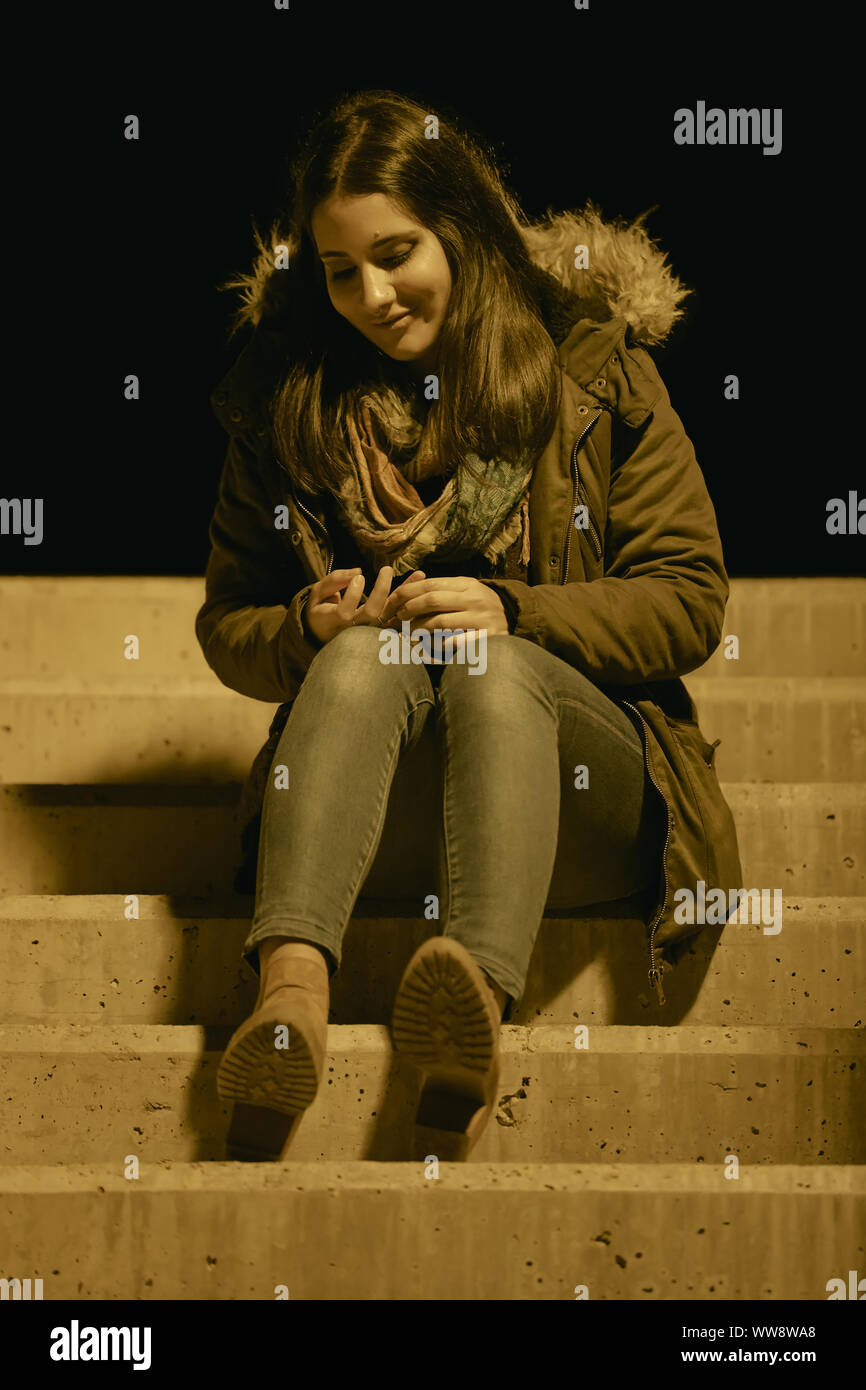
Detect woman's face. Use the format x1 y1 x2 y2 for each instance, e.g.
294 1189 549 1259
311 192 452 373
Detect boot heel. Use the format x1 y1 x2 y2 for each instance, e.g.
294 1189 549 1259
226 1104 302 1162
411 1086 490 1162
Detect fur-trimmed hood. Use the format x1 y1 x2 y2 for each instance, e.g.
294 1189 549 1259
220 202 691 348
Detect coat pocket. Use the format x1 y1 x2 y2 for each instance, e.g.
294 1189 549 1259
664 715 721 768
663 714 741 893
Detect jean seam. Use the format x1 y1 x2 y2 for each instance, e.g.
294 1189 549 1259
435 674 642 995
340 693 437 936
438 661 557 991
439 683 457 950
251 687 436 969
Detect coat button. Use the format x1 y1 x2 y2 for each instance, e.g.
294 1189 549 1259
549 556 559 568
290 530 302 544
577 405 588 416
214 392 227 406
596 377 606 388
610 354 619 365
230 408 244 423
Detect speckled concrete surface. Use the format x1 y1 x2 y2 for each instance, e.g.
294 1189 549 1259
0 896 862 1027
1 1162 864 1299
0 783 862 896
1 1023 863 1164
1 679 862 783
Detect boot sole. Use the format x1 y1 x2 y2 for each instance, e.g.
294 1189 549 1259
391 939 500 1159
217 1004 324 1161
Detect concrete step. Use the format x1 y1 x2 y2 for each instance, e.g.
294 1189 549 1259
2 576 863 680
2 1024 863 1165
0 782 862 896
1 677 863 783
1 895 862 1028
683 678 864 781
1 1161 863 1299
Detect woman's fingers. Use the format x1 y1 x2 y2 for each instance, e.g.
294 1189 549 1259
335 572 367 621
346 565 395 625
312 568 363 605
380 569 426 624
315 566 430 630
400 612 474 632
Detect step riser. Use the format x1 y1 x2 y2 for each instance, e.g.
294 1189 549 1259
1 906 862 1027
3 578 862 679
3 1038 863 1164
2 686 863 782
702 688 865 781
1 786 862 895
699 585 865 676
1 1181 863 1299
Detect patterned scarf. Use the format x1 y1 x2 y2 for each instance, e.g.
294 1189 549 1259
329 400 532 579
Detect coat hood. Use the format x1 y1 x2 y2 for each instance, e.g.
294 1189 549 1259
220 202 691 349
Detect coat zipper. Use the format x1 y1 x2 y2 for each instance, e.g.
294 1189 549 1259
618 697 671 1006
561 418 603 581
294 489 334 574
273 453 335 575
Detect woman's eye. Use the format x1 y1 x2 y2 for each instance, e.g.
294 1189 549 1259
330 247 413 281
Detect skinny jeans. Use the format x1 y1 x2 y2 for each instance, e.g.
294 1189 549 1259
245 624 662 1022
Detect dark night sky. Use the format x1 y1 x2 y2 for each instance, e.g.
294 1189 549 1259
5 1 859 577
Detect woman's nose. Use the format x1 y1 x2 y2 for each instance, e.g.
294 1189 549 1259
358 265 395 313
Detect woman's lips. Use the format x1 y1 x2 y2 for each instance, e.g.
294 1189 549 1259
379 310 413 330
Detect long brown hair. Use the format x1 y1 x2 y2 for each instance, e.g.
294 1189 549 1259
222 89 563 496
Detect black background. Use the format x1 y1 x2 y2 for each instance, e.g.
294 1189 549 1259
5 1 859 576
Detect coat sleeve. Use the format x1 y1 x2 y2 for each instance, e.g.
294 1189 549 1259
195 433 325 702
480 348 730 685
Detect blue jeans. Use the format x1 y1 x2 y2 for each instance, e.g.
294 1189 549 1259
245 625 662 1022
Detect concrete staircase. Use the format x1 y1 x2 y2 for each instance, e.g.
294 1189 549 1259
0 576 864 1300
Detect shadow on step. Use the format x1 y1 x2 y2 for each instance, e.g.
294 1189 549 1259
164 893 725 1161
6 738 721 1158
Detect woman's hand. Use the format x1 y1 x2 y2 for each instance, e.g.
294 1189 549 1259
380 575 509 635
304 566 427 646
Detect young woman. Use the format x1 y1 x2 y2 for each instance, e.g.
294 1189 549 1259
196 89 743 1162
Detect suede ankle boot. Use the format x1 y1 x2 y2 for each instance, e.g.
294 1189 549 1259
217 944 330 1160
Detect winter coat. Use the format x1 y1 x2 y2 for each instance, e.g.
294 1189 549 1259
195 205 744 1005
